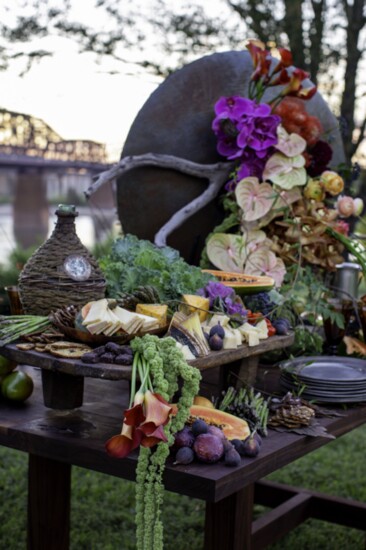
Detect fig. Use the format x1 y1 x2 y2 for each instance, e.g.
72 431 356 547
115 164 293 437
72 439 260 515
173 426 195 449
231 438 245 456
242 436 260 458
193 433 224 464
222 438 234 453
174 446 195 465
272 318 291 335
207 425 226 441
191 418 209 436
208 334 224 351
253 432 262 447
224 447 241 467
209 323 225 339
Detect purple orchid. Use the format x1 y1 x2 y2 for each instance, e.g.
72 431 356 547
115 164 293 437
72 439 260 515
213 96 281 183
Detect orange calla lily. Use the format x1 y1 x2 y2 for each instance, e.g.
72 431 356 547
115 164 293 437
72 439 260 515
105 390 172 459
141 390 172 427
105 423 143 458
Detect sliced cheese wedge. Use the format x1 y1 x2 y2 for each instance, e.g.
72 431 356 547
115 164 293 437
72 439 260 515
82 299 109 326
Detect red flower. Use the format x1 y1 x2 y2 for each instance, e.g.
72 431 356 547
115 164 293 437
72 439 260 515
105 391 172 458
247 40 271 81
278 48 293 68
269 68 291 87
280 68 317 100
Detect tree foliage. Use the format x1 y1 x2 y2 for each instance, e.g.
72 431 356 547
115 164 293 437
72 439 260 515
0 0 365 163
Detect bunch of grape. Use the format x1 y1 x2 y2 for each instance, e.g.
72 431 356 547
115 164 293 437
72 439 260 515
244 292 276 317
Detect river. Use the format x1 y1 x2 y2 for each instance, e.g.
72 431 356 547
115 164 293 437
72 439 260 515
0 204 119 265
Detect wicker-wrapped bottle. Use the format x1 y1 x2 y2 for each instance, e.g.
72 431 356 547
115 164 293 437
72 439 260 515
18 205 106 315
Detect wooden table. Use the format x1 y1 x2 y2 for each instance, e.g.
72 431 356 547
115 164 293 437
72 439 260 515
0 365 365 549
0 334 294 408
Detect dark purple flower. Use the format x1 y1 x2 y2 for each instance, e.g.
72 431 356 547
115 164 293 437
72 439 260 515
306 140 333 177
224 298 247 317
216 129 242 159
224 148 273 191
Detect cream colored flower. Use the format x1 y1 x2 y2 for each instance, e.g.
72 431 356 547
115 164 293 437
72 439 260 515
263 152 307 190
275 125 307 157
320 170 344 196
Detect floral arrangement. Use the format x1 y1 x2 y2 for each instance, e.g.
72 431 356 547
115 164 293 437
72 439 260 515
105 334 201 550
204 40 364 287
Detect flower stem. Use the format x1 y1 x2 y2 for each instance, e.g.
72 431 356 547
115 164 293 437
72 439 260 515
129 352 139 408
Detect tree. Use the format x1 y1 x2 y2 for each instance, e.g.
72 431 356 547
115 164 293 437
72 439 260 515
0 0 365 165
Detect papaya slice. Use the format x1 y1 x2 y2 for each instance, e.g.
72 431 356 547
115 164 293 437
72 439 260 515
193 395 215 409
172 404 250 440
202 270 275 295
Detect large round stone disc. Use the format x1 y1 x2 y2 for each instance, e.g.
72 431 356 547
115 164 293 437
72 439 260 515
117 50 345 265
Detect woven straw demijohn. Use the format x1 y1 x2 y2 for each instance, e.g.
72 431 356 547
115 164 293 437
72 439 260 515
18 205 106 315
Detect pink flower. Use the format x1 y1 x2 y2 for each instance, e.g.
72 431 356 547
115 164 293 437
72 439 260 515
333 220 349 236
336 196 356 218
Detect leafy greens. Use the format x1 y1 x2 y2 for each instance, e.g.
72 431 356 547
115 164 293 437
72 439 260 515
98 234 215 302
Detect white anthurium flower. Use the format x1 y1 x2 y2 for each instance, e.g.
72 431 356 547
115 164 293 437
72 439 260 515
275 125 307 157
206 231 269 273
263 152 307 190
235 177 275 221
244 248 287 287
206 233 248 272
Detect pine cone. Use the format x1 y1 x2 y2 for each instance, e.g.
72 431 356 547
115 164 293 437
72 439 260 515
117 293 139 310
50 304 78 328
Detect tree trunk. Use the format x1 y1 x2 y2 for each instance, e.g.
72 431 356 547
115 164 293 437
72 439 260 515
308 0 326 86
283 0 306 71
340 0 365 162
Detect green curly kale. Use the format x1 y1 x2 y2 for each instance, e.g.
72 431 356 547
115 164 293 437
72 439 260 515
98 234 214 302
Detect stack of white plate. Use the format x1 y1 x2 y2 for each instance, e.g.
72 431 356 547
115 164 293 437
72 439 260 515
279 356 366 403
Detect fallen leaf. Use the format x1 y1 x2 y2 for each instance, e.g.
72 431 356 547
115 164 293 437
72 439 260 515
343 336 366 356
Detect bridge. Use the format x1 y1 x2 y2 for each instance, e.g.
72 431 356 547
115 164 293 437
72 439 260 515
0 108 116 249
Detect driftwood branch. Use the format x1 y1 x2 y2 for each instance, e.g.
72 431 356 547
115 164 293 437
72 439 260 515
85 153 235 246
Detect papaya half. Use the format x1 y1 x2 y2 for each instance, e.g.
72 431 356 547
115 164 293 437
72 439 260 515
202 270 275 295
172 404 250 440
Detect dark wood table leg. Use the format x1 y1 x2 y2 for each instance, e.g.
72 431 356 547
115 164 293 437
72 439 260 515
27 454 71 550
204 484 254 550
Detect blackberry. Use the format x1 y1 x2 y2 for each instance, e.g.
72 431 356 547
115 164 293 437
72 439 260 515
244 292 276 317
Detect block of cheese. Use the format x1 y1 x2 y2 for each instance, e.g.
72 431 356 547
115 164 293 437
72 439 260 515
181 295 210 322
135 304 168 327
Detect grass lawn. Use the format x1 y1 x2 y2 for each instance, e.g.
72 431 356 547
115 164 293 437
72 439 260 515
0 425 365 549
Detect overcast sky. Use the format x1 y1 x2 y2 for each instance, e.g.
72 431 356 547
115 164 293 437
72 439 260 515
0 35 161 161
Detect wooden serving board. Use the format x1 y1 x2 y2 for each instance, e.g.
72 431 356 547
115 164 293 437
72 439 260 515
0 333 294 381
